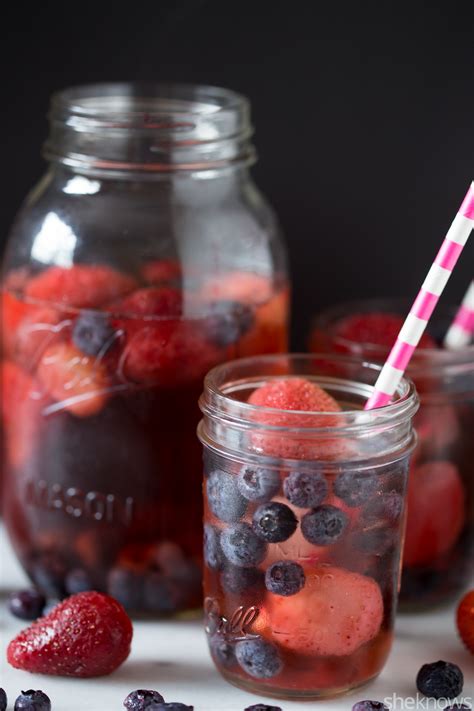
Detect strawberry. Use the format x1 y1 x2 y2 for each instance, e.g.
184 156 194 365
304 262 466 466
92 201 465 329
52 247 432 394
457 590 474 654
7 591 133 677
37 342 109 417
403 461 465 567
261 565 383 656
25 265 136 309
334 313 438 351
141 259 182 285
110 286 182 320
200 271 273 304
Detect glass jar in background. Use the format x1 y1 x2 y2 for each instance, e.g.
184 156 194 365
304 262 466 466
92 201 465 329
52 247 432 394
0 83 289 614
309 300 474 609
198 354 418 699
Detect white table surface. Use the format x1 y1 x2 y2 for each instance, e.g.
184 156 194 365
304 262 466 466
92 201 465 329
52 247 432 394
1 524 472 711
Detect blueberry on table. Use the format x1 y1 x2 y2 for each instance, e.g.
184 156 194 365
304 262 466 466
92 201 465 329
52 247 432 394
123 689 165 710
237 465 280 502
301 504 348 545
14 690 51 711
245 705 283 711
147 704 193 710
220 564 265 594
72 310 116 356
252 502 298 543
265 560 305 596
206 469 247 523
206 300 255 347
204 524 223 570
210 636 236 669
221 523 267 567
8 589 46 621
333 469 379 507
416 660 464 699
0 689 6 711
283 470 328 508
352 702 389 711
235 638 283 679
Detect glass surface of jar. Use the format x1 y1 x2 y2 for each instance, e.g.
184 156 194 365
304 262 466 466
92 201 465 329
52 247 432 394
198 354 418 699
1 83 289 615
309 300 474 609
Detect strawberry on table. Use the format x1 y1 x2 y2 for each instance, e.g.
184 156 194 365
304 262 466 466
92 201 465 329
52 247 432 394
7 591 133 677
457 590 474 655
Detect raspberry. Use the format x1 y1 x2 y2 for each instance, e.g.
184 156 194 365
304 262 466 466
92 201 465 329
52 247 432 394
403 461 465 567
7 591 133 677
37 342 110 417
26 265 136 309
264 565 383 656
334 313 438 350
457 590 474 654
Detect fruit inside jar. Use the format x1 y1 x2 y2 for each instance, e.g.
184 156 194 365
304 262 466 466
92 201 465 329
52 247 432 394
1 262 289 615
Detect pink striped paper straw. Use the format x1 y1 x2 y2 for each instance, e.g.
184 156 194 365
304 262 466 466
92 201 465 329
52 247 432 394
365 182 474 410
444 280 474 349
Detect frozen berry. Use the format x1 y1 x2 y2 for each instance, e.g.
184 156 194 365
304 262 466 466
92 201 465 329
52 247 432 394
108 568 144 611
204 525 222 570
148 705 193 710
457 590 474 654
352 702 389 711
9 589 46 621
65 569 94 595
335 312 438 350
72 310 116 356
206 470 247 523
124 689 165 710
416 660 464 699
283 470 328 508
352 527 394 556
221 523 267 567
237 465 280 502
248 377 340 418
210 636 236 669
112 287 182 318
235 638 283 679
14 690 51 711
0 689 6 711
142 259 182 285
252 502 298 543
301 505 348 545
245 706 282 711
266 565 383 656
205 300 255 347
333 469 379 507
361 492 403 526
265 561 305 596
143 573 182 614
221 565 264 595
7 591 133 677
26 264 136 309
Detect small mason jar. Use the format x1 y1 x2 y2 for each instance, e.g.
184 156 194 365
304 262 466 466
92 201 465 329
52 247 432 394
310 300 474 609
198 354 418 700
0 83 289 614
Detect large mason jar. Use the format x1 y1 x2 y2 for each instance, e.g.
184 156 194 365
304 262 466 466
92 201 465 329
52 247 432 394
1 83 289 615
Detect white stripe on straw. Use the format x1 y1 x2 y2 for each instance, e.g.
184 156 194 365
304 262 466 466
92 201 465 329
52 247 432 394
365 182 474 410
444 280 474 350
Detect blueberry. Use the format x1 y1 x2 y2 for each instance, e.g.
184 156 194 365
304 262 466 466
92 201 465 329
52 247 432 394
8 589 46 620
245 706 282 711
221 564 265 594
235 638 283 679
221 523 267 567
265 560 305 596
124 689 165 710
352 702 389 711
333 469 379 507
301 505 348 545
237 465 280 502
283 470 328 508
14 690 51 711
210 636 236 669
252 502 298 543
361 492 404 526
147 705 193 711
143 572 182 614
30 553 67 598
72 310 116 356
206 469 247 523
352 527 394 555
107 567 144 610
416 660 464 699
206 300 255 347
0 689 6 711
204 524 223 570
65 568 94 595
444 706 471 710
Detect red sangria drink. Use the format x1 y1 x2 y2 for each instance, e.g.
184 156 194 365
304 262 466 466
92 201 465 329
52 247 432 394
199 355 418 699
310 301 474 609
0 82 289 614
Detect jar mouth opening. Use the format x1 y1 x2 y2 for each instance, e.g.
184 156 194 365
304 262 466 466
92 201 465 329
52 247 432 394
201 353 418 434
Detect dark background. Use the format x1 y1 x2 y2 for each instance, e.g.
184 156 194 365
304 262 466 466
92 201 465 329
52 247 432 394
3 1 473 347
